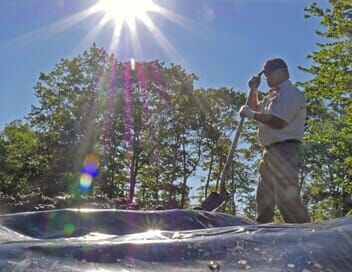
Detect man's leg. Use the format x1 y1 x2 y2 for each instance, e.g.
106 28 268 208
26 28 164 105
274 143 310 223
256 150 276 223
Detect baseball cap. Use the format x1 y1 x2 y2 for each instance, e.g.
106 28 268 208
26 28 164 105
263 58 288 74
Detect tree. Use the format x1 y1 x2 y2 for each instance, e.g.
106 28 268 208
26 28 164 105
29 44 113 196
300 0 352 218
28 45 205 205
135 63 202 208
0 121 44 194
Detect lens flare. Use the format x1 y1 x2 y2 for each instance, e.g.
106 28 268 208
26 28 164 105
79 154 100 191
63 223 75 236
130 58 136 71
80 173 93 191
81 162 99 178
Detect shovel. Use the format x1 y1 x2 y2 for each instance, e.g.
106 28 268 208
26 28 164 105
201 71 263 212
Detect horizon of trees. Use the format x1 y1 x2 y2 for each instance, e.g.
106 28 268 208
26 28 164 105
0 1 350 220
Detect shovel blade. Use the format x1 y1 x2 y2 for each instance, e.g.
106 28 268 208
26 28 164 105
201 192 225 211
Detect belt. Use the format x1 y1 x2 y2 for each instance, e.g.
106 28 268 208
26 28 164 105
265 139 301 148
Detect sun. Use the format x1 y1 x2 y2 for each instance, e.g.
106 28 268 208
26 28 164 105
92 0 159 31
11 0 190 64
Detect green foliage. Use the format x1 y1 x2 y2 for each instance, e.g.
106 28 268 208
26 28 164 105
28 45 112 195
300 0 352 218
0 121 44 194
11 44 253 211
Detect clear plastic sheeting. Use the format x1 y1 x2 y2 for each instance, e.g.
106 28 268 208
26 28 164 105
0 209 351 271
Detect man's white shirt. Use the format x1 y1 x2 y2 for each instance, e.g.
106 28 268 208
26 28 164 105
258 80 306 147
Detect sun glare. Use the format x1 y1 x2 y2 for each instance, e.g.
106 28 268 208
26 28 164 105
13 0 191 63
93 0 159 31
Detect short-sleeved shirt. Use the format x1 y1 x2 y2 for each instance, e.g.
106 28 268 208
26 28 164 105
258 80 306 147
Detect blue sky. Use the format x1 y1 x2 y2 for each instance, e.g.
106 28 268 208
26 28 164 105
0 0 328 131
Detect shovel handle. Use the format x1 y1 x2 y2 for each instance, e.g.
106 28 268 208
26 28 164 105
218 79 259 199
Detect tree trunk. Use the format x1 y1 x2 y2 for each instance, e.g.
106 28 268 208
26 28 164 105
128 156 138 203
153 172 159 205
342 190 352 215
129 174 136 204
180 143 187 208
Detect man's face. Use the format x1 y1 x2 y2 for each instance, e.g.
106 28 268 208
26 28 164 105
263 68 285 88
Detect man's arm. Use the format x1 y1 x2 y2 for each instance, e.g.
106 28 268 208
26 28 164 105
240 106 287 129
248 88 259 111
242 74 288 129
253 113 288 129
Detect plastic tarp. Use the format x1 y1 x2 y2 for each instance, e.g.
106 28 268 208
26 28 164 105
0 209 351 271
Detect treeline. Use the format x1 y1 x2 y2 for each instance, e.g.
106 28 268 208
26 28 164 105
298 0 351 219
0 46 259 214
0 1 351 219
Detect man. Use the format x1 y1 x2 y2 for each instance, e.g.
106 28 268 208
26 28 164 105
239 58 310 223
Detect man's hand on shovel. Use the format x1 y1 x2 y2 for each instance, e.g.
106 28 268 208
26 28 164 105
239 105 255 119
